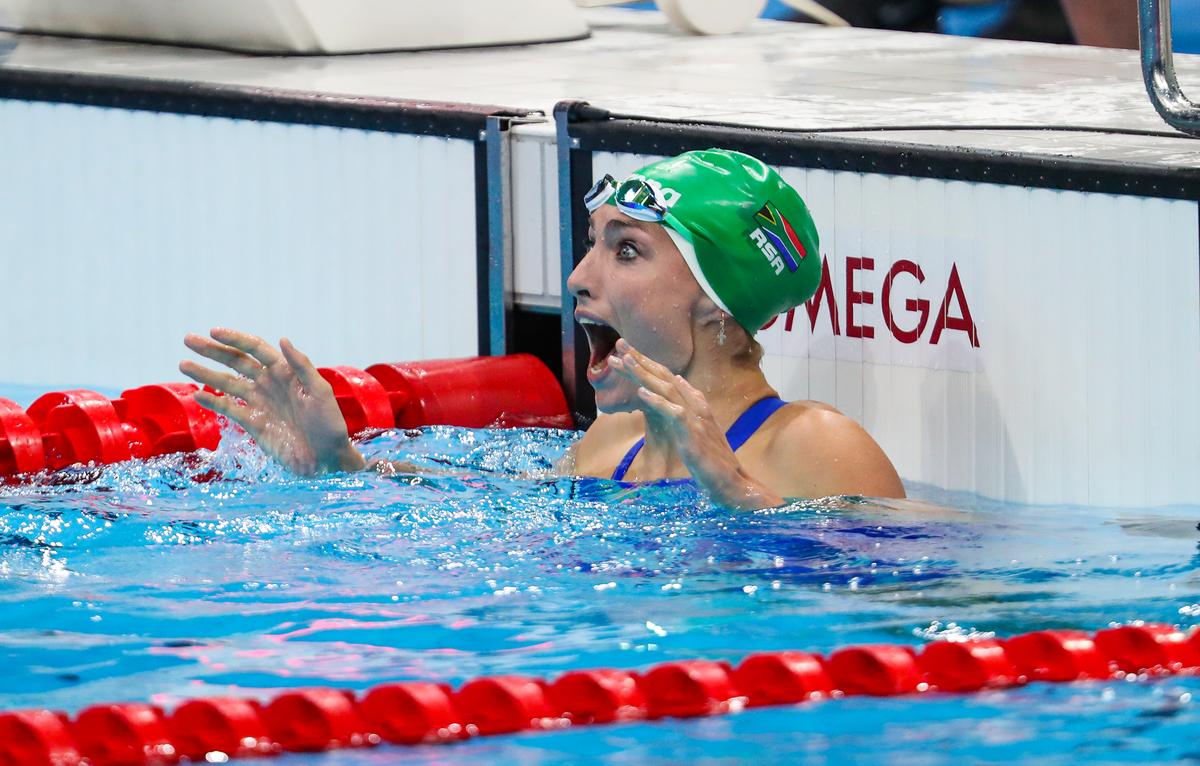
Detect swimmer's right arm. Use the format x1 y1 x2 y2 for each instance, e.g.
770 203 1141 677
182 329 550 480
180 328 367 476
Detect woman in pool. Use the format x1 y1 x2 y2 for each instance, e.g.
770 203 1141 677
181 149 903 509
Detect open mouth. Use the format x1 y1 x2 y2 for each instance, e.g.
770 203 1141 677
579 318 622 377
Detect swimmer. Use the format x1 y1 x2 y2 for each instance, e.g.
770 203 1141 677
181 149 903 509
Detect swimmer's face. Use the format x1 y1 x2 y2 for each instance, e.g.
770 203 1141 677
567 205 706 413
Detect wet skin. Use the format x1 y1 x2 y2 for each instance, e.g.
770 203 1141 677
180 207 904 509
565 206 904 508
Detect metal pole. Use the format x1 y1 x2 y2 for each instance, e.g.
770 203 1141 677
1139 0 1200 137
484 116 514 356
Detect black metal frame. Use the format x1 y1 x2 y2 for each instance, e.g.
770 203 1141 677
473 141 494 357
555 101 597 426
569 112 1200 202
0 67 522 139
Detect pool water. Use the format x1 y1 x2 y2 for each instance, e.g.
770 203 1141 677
1 416 1198 764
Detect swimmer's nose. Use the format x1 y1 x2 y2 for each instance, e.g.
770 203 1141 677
566 253 593 301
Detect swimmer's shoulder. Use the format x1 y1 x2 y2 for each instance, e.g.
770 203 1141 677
757 400 905 499
746 398 842 442
569 411 644 477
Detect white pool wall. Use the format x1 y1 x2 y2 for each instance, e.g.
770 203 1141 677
0 100 481 388
571 150 1200 507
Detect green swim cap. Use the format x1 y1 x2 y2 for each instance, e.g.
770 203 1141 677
602 149 821 334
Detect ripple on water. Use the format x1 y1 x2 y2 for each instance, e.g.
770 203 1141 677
1 425 1199 764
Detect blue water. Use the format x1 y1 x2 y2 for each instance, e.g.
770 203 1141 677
2 405 1199 764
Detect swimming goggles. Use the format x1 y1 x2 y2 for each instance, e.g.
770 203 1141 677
583 174 669 222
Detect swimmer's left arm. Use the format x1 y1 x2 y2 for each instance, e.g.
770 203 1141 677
609 340 783 511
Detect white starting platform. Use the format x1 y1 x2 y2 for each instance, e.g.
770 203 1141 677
1 7 1197 508
0 0 589 53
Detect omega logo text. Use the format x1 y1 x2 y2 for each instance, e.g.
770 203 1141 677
762 255 980 347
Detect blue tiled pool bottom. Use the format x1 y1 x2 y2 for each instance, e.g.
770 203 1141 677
1 418 1198 765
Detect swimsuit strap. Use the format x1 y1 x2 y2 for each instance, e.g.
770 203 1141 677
724 395 788 452
611 437 645 483
610 396 787 482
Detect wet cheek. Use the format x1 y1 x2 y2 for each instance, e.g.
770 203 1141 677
632 307 692 370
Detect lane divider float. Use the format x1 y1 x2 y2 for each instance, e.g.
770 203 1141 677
0 354 571 482
2 624 1197 765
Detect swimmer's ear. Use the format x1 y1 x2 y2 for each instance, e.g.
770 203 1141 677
693 295 727 327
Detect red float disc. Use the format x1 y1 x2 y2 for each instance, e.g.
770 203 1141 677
918 640 1019 692
638 660 742 719
72 703 176 766
367 354 571 430
1093 624 1200 674
262 689 366 753
0 709 81 766
167 697 273 761
548 669 647 724
317 367 394 438
733 651 834 706
1004 630 1112 682
358 682 464 745
118 383 221 457
454 676 557 736
26 391 132 470
0 398 44 477
828 645 923 696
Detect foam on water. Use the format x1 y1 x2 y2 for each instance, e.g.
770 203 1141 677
1 424 1198 764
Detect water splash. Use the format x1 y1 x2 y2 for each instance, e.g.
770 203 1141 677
1 426 1198 764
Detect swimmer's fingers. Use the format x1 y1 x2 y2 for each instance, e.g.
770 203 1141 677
184 333 264 380
210 327 286 372
611 340 685 404
637 385 685 418
179 359 255 401
279 338 331 395
615 339 675 382
610 351 679 403
191 388 253 429
670 374 714 419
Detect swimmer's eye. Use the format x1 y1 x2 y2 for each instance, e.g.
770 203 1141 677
616 241 639 261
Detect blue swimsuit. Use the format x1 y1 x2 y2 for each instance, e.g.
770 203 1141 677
610 396 788 482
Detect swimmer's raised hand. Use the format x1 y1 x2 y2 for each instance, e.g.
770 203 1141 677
180 328 366 476
607 339 783 511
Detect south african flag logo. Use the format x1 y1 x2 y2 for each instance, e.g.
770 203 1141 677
755 202 807 273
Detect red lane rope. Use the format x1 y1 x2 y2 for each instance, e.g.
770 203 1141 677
2 624 1197 765
0 354 572 482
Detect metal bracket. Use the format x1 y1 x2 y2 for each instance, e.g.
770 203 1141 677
484 116 514 357
483 114 547 356
1140 0 1200 137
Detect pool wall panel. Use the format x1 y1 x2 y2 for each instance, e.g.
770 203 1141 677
0 99 481 389
582 150 1200 507
511 125 562 312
